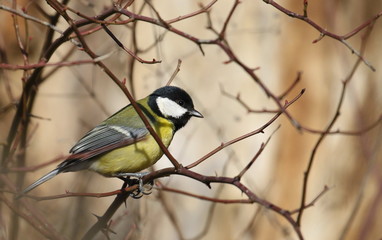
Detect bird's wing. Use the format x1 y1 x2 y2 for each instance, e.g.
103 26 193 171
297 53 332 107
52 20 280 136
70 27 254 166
58 124 148 169
70 124 148 154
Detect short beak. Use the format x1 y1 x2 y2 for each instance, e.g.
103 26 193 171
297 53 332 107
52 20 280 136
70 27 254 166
189 109 204 118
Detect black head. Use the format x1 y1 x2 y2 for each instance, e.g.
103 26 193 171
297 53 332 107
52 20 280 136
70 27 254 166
148 86 203 131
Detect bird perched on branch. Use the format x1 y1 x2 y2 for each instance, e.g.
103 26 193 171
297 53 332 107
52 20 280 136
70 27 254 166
19 86 203 196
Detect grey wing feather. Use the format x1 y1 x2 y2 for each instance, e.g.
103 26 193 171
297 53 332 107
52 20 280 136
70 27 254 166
57 124 148 172
70 124 148 155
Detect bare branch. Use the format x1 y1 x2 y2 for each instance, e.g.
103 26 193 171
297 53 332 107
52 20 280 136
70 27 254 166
166 59 182 86
262 0 378 71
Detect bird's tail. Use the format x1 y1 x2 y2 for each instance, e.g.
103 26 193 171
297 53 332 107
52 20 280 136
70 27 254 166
17 169 60 198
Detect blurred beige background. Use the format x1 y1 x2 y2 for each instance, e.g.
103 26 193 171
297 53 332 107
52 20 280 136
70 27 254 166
1 0 381 239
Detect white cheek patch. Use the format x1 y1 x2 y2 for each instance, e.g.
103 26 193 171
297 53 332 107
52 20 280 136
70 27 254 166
156 97 188 118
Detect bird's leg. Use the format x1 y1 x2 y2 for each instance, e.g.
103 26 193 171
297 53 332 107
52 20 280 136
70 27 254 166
114 172 151 197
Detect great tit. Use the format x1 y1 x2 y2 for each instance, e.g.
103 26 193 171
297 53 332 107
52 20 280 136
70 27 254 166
20 86 203 195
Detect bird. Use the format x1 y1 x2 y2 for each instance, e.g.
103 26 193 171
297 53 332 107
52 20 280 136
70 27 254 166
19 86 203 196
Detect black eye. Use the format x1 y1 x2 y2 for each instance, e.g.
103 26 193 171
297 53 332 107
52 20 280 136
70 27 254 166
176 100 185 106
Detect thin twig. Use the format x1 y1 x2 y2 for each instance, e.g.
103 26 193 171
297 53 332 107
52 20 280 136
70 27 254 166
236 125 280 180
262 0 378 71
278 71 302 100
187 89 305 169
290 185 330 215
166 59 182 86
296 20 375 226
101 24 161 64
0 4 63 35
0 53 114 70
166 0 217 24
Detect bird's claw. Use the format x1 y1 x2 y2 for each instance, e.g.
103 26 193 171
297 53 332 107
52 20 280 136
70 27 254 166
115 172 153 198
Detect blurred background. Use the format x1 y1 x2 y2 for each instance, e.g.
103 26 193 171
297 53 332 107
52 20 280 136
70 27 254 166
1 0 381 239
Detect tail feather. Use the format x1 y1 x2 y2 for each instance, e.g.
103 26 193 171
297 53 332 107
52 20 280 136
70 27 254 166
18 169 60 197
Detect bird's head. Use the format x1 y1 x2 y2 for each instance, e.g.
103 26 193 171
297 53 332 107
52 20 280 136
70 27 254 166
149 86 203 131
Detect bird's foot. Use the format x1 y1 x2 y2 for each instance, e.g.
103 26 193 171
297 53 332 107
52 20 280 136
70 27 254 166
115 172 152 198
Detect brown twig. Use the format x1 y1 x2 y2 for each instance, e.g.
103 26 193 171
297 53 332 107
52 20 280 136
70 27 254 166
166 0 217 24
296 20 375 226
101 24 161 64
262 0 378 71
219 0 241 40
290 185 330 215
0 54 113 70
0 4 64 36
166 59 182 86
236 125 280 180
221 86 279 114
157 181 251 204
278 71 302 100
188 89 305 169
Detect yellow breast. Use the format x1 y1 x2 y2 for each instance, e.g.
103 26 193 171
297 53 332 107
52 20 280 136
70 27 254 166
89 118 174 176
